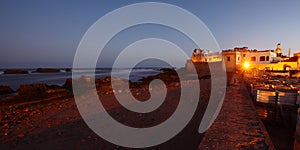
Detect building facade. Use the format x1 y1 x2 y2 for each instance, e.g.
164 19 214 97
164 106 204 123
187 43 299 72
222 48 278 71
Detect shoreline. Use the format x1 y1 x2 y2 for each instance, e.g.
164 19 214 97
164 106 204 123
0 68 165 91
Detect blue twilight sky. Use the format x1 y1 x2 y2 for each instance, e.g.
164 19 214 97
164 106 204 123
0 0 300 68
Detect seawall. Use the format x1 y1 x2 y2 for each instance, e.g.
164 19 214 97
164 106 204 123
198 74 275 149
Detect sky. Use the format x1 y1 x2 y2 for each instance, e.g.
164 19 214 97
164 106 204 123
0 0 300 68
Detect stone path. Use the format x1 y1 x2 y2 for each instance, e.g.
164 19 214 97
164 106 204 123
199 74 275 149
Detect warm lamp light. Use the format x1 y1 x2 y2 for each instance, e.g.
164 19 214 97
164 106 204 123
243 61 250 69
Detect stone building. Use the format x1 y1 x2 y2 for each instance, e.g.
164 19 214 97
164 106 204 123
222 48 278 71
186 43 299 72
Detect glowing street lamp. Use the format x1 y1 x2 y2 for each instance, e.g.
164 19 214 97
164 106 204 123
243 61 250 69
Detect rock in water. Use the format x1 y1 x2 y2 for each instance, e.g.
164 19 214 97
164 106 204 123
3 69 28 74
36 68 60 73
0 85 15 95
65 68 72 72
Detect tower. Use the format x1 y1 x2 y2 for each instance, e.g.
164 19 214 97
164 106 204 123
275 43 282 57
191 48 205 62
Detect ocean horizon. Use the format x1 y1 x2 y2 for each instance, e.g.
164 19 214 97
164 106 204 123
0 68 164 90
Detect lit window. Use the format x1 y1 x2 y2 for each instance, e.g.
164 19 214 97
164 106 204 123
259 56 265 61
243 54 246 57
251 57 256 62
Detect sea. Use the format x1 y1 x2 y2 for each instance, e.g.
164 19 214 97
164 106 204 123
0 68 162 90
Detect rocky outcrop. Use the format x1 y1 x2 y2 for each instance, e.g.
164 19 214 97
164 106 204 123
17 84 71 98
65 68 72 72
64 76 98 95
3 69 28 74
36 68 60 73
17 84 48 99
0 85 15 95
63 78 72 89
0 83 72 105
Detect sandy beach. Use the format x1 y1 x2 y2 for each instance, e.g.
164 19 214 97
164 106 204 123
0 68 213 149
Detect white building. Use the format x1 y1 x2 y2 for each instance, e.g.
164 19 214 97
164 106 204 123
221 45 281 71
186 43 294 72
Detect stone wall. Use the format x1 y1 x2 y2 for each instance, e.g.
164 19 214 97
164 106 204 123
295 108 300 149
198 74 274 149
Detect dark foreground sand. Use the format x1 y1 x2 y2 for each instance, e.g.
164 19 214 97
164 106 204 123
0 69 212 150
